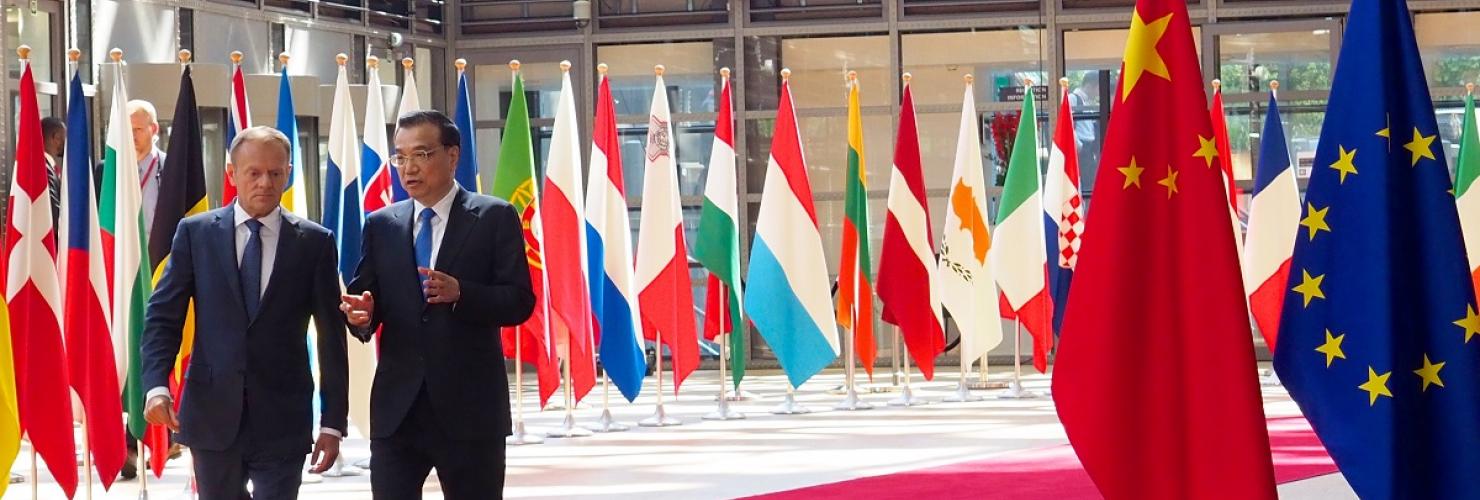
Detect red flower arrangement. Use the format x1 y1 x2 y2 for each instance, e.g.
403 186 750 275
990 110 1021 186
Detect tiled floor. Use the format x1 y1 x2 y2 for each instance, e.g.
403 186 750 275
5 365 1355 499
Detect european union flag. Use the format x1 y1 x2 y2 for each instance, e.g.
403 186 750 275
1273 0 1480 498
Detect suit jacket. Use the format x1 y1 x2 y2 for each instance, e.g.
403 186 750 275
141 205 349 455
348 187 535 440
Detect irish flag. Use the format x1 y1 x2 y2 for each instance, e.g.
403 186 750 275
1457 88 1480 309
993 86 1054 373
586 66 647 401
635 67 699 392
490 64 558 408
1044 80 1084 334
694 68 746 388
834 72 876 378
939 76 1003 366
542 63 596 402
744 70 839 388
1243 89 1299 349
876 75 944 380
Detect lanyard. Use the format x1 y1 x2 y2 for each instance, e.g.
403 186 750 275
140 154 159 189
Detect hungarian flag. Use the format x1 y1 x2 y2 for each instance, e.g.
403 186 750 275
586 68 648 401
1044 80 1084 335
362 56 397 215
939 77 1003 366
0 297 18 498
635 69 699 393
694 69 746 388
992 86 1054 373
1051 0 1277 497
876 77 944 379
541 64 596 402
103 57 169 479
5 54 77 498
744 71 839 388
1243 88 1299 349
60 56 126 489
223 55 251 204
1210 83 1245 254
325 58 363 281
453 61 480 192
490 66 558 408
834 73 876 379
1456 87 1480 309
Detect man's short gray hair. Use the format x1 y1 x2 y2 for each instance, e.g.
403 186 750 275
229 126 293 164
126 100 157 125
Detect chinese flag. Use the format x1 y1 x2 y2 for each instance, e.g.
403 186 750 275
1049 0 1278 499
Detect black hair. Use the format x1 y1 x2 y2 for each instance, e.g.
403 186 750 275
396 110 460 148
41 116 66 140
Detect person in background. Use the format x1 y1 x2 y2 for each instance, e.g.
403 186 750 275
129 99 166 237
41 116 65 237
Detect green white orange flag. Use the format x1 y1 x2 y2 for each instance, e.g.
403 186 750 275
835 73 876 378
993 85 1054 373
1455 88 1480 303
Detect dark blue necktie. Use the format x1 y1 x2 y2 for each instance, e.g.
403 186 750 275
415 207 435 297
241 218 263 319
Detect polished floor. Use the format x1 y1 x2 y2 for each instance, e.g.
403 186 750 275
6 363 1355 499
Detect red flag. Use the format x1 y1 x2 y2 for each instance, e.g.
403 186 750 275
1210 84 1240 214
876 79 945 379
4 57 78 498
1050 1 1277 499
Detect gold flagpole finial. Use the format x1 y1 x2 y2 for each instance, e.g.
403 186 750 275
18 45 32 60
367 55 380 70
847 70 857 83
509 60 521 72
655 64 665 77
178 49 192 64
67 48 81 63
279 52 291 68
965 74 975 85
1468 82 1475 97
902 72 913 84
1059 76 1069 91
455 58 467 73
109 48 124 63
336 53 348 66
231 51 244 65
780 68 791 82
402 57 414 71
598 63 609 76
1212 79 1222 92
1023 77 1033 87
560 60 572 72
722 67 732 79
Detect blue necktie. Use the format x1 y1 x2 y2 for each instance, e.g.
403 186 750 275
415 208 435 297
241 218 263 319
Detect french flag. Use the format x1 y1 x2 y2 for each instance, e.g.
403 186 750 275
1044 80 1084 335
1242 90 1299 349
541 63 596 402
585 67 647 401
743 70 840 388
361 56 393 216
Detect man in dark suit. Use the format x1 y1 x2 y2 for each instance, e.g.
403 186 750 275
340 110 534 499
142 126 349 499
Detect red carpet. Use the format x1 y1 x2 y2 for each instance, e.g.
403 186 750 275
747 416 1336 499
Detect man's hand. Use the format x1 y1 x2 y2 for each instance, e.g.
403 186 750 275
143 395 179 432
308 433 341 474
340 292 374 327
419 267 460 304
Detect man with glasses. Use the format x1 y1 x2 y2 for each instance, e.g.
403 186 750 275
341 110 534 499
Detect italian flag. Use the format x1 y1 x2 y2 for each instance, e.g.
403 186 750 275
992 87 1054 373
1456 91 1480 305
695 70 746 388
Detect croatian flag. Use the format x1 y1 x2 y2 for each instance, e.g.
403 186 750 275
1242 90 1299 349
324 58 362 281
361 57 393 215
541 64 596 402
224 57 251 204
1044 80 1084 335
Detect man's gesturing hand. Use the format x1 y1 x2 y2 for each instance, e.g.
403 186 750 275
144 395 180 432
419 267 460 304
340 291 375 327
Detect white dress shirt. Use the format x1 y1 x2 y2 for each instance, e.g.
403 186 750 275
412 185 458 267
139 147 164 237
148 204 341 438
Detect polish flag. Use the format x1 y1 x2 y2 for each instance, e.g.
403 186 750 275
541 63 596 402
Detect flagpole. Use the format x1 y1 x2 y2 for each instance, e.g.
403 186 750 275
999 319 1040 399
705 282 744 420
639 324 681 426
888 325 925 406
507 326 542 445
890 326 902 387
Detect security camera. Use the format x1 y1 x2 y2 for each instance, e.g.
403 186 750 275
389 32 404 49
574 0 591 26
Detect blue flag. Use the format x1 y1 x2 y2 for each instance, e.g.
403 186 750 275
274 67 303 214
453 69 479 192
1273 0 1480 498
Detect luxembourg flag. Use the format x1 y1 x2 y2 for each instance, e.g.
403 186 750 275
223 52 251 204
541 63 596 402
1044 80 1084 335
324 56 362 281
635 67 700 392
1242 89 1299 349
585 66 647 401
744 70 839 388
362 57 394 215
993 86 1054 373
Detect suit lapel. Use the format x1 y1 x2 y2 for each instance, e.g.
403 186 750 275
212 208 248 322
434 188 475 272
255 212 301 323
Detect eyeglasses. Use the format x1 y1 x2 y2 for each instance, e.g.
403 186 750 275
389 147 444 168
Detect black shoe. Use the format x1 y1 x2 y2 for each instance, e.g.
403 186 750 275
120 450 138 481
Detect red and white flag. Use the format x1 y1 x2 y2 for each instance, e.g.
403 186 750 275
876 76 944 380
540 63 596 402
1044 80 1085 334
1210 83 1244 250
4 56 78 498
223 56 251 204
